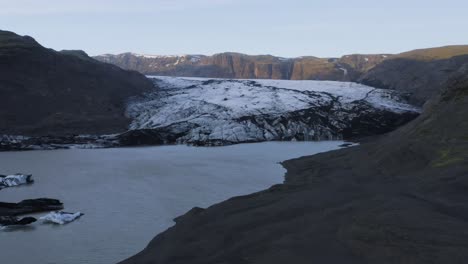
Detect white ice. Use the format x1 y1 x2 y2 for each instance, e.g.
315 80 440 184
127 76 420 144
0 174 33 188
40 211 83 225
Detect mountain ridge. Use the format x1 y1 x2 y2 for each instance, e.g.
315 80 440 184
95 46 468 106
94 51 387 81
94 45 468 80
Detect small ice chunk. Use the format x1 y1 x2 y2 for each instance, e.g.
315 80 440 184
40 211 84 225
0 174 34 188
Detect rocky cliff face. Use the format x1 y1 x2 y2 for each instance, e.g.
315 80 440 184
0 30 154 136
96 52 294 79
94 52 388 82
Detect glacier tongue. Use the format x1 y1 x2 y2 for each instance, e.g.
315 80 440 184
123 77 420 146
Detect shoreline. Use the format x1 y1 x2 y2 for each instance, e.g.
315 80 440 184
0 133 358 152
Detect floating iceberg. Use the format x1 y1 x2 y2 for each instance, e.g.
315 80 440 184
0 174 34 189
40 211 84 225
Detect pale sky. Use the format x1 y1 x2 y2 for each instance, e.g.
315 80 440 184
1 0 468 57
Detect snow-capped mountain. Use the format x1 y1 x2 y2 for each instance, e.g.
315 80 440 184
121 77 420 146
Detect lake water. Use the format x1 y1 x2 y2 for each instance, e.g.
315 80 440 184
0 141 344 264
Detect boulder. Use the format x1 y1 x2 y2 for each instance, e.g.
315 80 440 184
0 216 37 226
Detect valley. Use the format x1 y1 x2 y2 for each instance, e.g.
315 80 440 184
1 20 467 264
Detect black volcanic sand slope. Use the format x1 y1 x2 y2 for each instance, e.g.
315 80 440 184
0 30 154 136
120 71 468 263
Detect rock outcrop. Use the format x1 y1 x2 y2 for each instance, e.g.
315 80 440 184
0 198 64 216
0 30 154 136
0 216 37 226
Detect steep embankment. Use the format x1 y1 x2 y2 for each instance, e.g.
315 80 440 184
119 69 468 262
0 30 154 136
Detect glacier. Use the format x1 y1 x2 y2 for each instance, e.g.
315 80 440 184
121 76 420 146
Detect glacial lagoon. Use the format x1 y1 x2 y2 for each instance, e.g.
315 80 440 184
0 141 345 264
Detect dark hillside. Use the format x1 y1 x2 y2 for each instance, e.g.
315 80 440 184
0 30 153 136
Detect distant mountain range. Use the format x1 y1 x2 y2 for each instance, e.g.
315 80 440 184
94 52 387 81
94 46 468 105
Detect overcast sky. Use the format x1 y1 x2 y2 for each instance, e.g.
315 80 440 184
1 0 468 57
